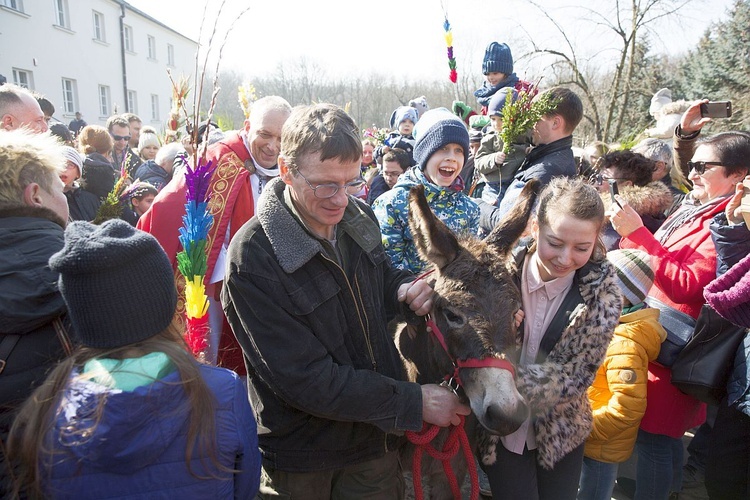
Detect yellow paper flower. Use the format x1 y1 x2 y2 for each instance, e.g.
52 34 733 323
184 276 209 319
444 31 453 47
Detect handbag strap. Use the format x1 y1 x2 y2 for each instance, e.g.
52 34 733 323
536 274 583 363
0 334 21 375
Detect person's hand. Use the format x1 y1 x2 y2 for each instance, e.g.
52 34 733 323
421 384 472 427
398 279 433 317
494 151 507 166
726 175 749 224
382 146 390 155
608 195 645 238
514 308 524 329
680 99 712 134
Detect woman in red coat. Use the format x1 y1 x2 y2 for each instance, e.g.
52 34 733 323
609 100 750 499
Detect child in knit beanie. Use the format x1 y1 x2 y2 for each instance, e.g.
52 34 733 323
374 106 418 166
580 249 667 500
372 108 480 273
6 219 261 498
474 88 531 206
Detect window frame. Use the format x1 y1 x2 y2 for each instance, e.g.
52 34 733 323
150 94 160 121
123 24 134 52
12 68 33 89
147 35 156 60
127 90 138 114
61 78 77 114
92 10 105 42
54 0 69 29
98 85 111 117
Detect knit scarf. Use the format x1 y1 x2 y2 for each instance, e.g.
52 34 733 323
654 194 728 244
473 73 520 107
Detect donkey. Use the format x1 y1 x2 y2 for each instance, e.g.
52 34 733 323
396 180 540 499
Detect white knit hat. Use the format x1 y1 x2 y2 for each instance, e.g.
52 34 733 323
607 249 655 305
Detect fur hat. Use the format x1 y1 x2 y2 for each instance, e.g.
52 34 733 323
704 252 750 328
61 146 83 171
409 96 430 118
413 107 469 167
649 88 672 114
49 219 177 348
607 249 654 305
389 106 419 131
482 42 513 75
488 88 518 117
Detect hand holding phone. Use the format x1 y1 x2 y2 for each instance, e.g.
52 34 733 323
700 101 732 119
608 180 621 208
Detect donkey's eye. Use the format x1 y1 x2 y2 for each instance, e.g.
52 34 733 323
442 308 465 327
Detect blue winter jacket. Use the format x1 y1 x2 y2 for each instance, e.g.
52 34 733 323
709 213 750 416
372 166 480 273
134 160 171 191
44 363 260 499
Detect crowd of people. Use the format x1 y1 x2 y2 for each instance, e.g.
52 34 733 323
1 37 750 500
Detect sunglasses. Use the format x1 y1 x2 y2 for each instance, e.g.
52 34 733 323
111 134 131 141
687 161 722 174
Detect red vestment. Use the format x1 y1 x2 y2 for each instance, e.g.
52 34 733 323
138 132 254 374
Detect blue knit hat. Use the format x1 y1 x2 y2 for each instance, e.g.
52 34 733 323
389 106 419 130
413 107 469 167
488 88 518 117
482 42 513 75
49 219 177 348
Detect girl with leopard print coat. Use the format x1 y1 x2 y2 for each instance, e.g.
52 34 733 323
480 178 621 500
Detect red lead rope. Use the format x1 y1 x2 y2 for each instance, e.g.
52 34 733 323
405 414 478 500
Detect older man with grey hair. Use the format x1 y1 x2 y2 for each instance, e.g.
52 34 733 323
138 96 293 372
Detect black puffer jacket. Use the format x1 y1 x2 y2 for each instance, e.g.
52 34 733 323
0 207 71 493
222 178 422 472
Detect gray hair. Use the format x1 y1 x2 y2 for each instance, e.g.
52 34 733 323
632 138 672 164
248 96 292 128
155 142 186 168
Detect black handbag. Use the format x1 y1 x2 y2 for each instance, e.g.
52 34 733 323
671 304 748 405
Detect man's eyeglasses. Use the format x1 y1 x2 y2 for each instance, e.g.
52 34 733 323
589 174 629 186
295 169 366 199
111 134 131 142
687 161 723 174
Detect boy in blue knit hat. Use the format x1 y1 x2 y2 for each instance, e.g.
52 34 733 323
374 106 418 166
453 41 526 125
372 108 479 272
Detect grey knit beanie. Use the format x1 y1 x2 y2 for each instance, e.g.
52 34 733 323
49 219 177 348
413 108 469 167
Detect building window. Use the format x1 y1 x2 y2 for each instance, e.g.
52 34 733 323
54 0 69 28
92 11 105 42
98 85 111 117
1 0 24 12
147 35 156 59
150 94 160 121
124 25 133 52
12 68 33 89
61 78 77 114
167 44 174 66
127 90 137 114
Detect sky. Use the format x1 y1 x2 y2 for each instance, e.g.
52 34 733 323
127 0 736 83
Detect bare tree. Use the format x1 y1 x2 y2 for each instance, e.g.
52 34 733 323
522 0 695 142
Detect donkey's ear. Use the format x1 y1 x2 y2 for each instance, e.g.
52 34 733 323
408 185 461 269
484 179 540 255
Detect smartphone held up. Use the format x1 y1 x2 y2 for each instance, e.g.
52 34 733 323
700 101 732 119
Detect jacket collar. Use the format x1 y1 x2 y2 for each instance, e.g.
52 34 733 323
257 177 381 273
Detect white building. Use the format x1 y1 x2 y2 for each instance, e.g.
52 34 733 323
0 0 197 130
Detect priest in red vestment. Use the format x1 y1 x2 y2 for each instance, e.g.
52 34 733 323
138 96 292 374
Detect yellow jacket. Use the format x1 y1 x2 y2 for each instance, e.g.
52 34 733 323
584 307 667 463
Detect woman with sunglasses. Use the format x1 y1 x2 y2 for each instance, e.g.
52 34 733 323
609 100 750 499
